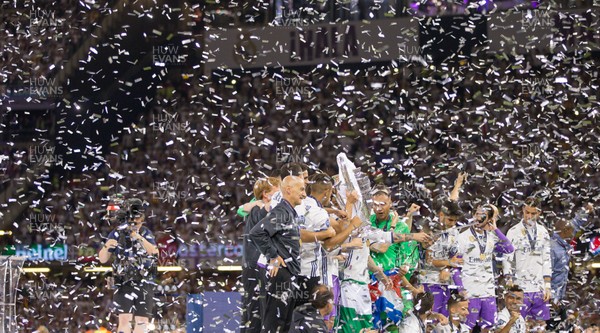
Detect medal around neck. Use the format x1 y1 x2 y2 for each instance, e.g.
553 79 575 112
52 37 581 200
335 153 373 228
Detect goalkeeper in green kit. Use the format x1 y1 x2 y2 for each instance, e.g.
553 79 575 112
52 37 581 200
369 185 431 332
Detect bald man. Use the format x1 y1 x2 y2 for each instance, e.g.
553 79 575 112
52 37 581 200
250 176 307 333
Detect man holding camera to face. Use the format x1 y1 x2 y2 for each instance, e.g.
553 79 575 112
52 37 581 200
98 198 159 333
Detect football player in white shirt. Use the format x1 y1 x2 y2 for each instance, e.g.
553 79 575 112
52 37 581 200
421 172 467 317
495 285 526 333
399 292 448 333
434 293 470 333
299 173 337 280
338 207 429 332
263 164 337 272
504 197 552 329
456 204 514 332
321 186 364 330
337 221 396 333
421 199 464 317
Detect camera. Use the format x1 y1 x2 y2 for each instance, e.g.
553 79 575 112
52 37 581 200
115 198 145 228
126 198 144 219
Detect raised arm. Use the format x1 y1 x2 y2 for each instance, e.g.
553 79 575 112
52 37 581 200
238 199 264 217
503 229 516 285
493 228 515 254
345 190 359 220
402 204 421 231
485 205 514 254
370 242 391 253
243 200 264 212
393 231 432 244
132 229 159 255
449 172 467 202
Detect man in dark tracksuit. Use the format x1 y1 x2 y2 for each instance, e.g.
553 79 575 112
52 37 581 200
250 176 306 333
242 205 270 333
241 177 280 333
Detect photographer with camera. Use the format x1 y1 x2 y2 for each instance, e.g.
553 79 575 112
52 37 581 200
98 198 159 333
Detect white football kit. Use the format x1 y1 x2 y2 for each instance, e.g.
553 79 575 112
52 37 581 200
298 196 330 280
456 228 501 298
504 220 552 293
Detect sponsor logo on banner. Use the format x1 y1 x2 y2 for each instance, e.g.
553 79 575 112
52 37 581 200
3 244 69 261
2 242 242 266
177 243 244 266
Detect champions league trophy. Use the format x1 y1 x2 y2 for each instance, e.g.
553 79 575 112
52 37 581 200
335 153 373 227
0 256 26 333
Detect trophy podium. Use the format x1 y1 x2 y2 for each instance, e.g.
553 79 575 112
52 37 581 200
0 256 26 333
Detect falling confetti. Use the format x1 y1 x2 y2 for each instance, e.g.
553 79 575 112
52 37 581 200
0 0 599 332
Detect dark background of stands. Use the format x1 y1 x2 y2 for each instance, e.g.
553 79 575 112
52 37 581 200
1 0 599 331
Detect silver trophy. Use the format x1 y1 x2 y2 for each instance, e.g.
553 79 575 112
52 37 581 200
335 153 373 227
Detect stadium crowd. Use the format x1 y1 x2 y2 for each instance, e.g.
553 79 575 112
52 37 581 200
0 0 118 196
211 0 596 26
0 0 114 95
7 40 600 331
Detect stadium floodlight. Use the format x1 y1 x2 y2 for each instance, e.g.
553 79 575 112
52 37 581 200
157 266 183 272
83 266 184 273
22 267 50 273
84 266 113 273
217 265 243 271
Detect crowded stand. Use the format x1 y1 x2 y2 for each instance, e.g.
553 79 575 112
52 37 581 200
9 47 600 330
0 0 598 332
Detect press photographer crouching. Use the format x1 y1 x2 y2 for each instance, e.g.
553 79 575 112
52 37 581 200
98 198 159 333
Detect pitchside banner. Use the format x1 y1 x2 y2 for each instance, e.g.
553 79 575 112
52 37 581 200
2 244 69 261
1 242 243 267
203 17 419 72
488 8 600 53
